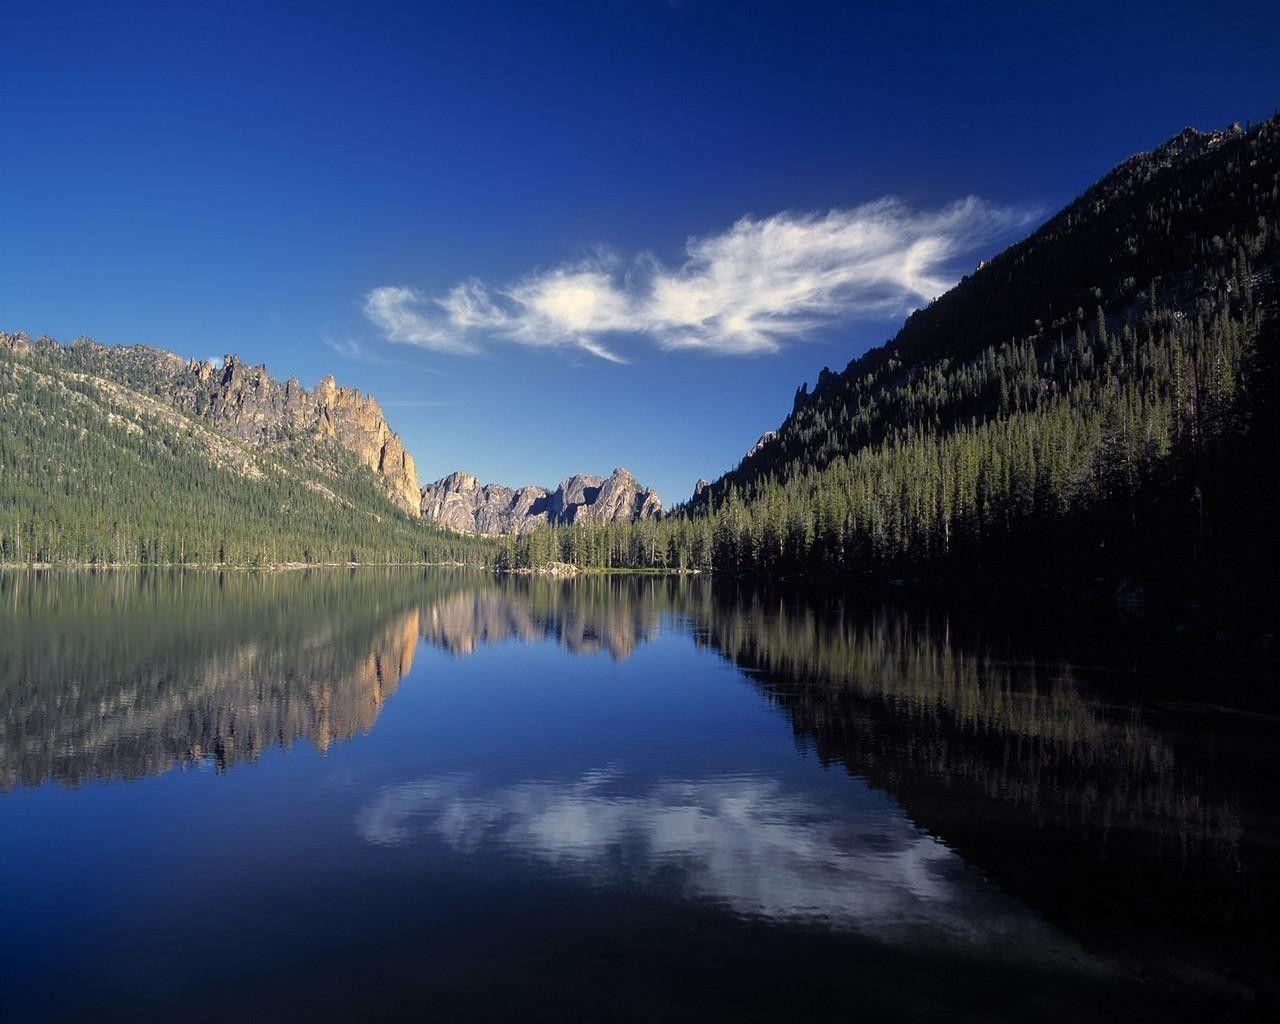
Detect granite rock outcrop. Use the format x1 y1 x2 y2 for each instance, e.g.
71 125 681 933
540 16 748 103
420 467 661 534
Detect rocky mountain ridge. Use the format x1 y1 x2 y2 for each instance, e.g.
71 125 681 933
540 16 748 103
420 467 662 534
189 355 421 514
4 331 661 534
2 333 421 515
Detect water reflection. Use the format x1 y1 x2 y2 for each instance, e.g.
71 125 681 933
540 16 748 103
356 766 1087 963
0 570 425 788
701 595 1246 869
1 568 1276 1010
0 570 665 789
419 584 660 658
0 569 1265 869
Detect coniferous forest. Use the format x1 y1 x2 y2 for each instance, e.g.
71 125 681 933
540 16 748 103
0 343 493 567
9 7 1280 1022
3 116 1278 627
495 117 1280 624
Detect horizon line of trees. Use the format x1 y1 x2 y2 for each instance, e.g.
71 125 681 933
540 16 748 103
499 118 1280 616
497 252 1278 611
0 348 496 568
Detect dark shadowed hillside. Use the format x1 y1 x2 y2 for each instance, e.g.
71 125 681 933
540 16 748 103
506 116 1280 631
713 119 1277 492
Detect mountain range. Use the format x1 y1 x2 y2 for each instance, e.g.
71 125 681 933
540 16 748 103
2 114 1277 609
0 330 661 563
420 468 661 535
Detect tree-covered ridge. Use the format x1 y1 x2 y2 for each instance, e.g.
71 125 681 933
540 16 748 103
724 117 1279 491
0 345 493 566
2 330 425 511
499 116 1279 616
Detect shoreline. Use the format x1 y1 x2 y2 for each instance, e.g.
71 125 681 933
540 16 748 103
2 560 705 577
0 560 484 572
2 560 1270 665
494 562 705 578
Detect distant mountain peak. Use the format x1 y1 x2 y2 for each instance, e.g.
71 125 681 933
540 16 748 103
421 466 662 535
744 431 777 463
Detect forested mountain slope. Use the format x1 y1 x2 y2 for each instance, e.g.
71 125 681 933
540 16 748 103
0 337 490 566
505 115 1280 617
715 120 1277 493
2 334 422 513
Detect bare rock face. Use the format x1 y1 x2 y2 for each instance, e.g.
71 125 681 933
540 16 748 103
420 467 661 535
744 430 777 462
420 474 551 535
184 357 421 515
421 472 511 533
4 334 422 515
551 474 604 518
313 374 420 515
578 468 661 524
0 331 32 354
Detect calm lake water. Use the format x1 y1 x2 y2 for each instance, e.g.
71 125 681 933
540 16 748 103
1 568 1276 1021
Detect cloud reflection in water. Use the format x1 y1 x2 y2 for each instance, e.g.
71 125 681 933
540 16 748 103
356 768 1087 962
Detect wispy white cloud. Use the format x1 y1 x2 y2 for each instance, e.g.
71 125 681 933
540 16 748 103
325 338 373 360
363 285 480 356
434 266 632 362
324 336 443 373
364 198 1035 360
380 398 464 408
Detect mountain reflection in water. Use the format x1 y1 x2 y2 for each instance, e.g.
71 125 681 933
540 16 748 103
0 570 665 789
0 568 1276 1019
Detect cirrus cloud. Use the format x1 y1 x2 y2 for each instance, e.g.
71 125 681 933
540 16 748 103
363 197 1035 360
362 285 480 356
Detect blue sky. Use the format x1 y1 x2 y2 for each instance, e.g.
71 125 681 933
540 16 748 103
3 1 1277 504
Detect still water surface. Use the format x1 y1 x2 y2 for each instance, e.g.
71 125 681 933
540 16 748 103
1 569 1276 1021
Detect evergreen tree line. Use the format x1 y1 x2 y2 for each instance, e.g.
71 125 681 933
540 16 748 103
498 117 1280 609
5 116 1278 598
0 351 494 567
499 240 1278 606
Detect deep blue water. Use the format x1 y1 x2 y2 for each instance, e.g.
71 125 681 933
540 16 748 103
1 569 1275 1021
